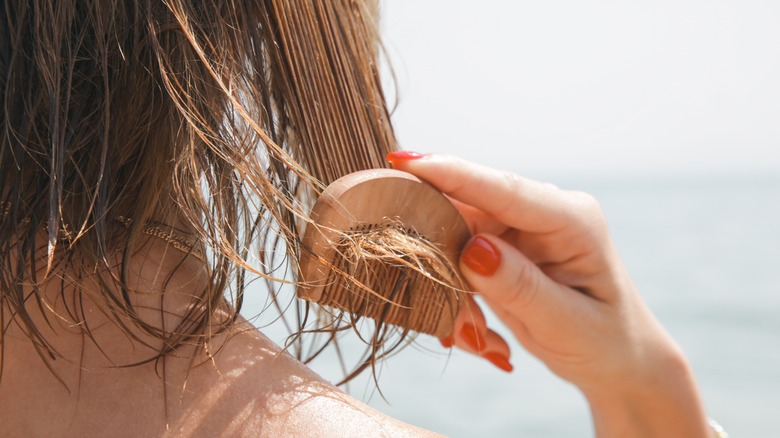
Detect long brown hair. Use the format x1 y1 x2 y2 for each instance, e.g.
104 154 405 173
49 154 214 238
0 0 399 383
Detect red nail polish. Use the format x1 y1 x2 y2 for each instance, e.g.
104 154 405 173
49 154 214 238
439 334 455 348
482 352 514 373
461 236 501 276
460 323 485 352
386 151 426 167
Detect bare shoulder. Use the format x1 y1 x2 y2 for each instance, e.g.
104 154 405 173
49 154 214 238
259 377 442 438
166 323 441 438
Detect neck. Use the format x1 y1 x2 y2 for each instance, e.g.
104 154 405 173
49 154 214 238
0 237 282 435
1 233 439 437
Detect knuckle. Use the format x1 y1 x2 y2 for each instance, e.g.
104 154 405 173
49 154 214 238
568 191 601 212
540 181 560 192
501 169 523 189
503 261 541 310
493 171 523 219
565 190 608 231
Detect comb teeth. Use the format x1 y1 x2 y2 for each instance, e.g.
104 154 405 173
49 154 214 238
297 169 472 340
317 225 459 337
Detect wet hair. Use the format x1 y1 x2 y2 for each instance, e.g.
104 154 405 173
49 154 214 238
0 0 411 384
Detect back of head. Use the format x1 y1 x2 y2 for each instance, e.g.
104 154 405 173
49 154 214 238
0 0 399 381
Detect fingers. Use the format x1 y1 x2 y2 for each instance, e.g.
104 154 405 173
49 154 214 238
388 151 619 301
387 152 619 374
448 198 510 237
481 329 513 372
440 294 514 373
388 152 579 234
459 234 599 335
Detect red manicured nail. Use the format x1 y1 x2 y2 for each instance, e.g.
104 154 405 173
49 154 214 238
461 236 501 276
439 333 455 348
482 352 514 372
386 151 426 167
460 323 485 352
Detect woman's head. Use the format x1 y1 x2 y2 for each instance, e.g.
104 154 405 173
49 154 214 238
1 0 399 380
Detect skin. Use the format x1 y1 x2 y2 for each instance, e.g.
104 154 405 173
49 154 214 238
2 153 710 436
0 234 439 437
391 153 711 437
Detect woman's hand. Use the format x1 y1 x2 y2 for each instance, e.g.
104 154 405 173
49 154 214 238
387 152 711 437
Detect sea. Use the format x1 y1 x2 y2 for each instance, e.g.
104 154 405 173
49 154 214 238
243 173 780 437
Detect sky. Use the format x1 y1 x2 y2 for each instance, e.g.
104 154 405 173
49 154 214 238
380 0 780 179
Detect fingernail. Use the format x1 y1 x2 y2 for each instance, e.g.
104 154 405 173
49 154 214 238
459 323 485 352
386 151 426 167
482 352 514 373
439 333 455 348
461 236 501 276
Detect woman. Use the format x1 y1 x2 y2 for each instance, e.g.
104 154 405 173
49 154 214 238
0 0 714 436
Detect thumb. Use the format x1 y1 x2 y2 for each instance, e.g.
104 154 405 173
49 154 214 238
459 234 595 335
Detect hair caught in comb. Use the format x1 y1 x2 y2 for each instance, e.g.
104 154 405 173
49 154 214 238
298 169 471 343
318 221 460 336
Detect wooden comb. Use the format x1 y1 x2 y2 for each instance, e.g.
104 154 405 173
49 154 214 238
297 169 471 339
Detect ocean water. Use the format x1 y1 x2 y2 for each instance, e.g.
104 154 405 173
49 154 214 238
244 173 780 437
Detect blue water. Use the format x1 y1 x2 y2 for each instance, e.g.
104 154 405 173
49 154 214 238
245 174 780 437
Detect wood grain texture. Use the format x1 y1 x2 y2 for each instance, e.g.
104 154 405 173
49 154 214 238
298 169 471 338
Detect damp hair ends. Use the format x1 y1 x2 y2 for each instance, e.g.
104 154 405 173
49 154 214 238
0 0 468 386
296 169 472 385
